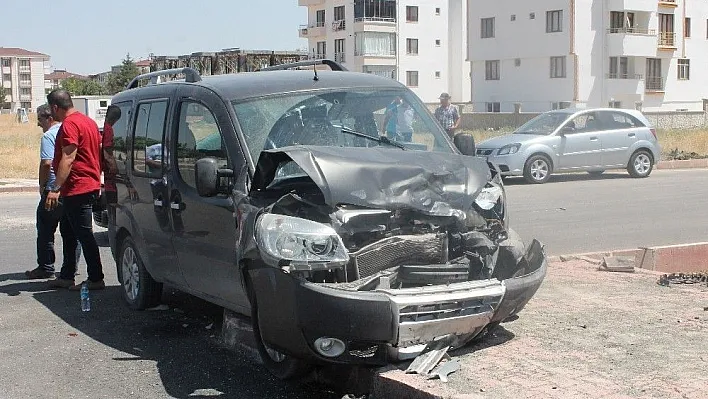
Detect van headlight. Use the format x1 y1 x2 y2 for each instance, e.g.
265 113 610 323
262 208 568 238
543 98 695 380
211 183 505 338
256 214 349 270
473 182 508 228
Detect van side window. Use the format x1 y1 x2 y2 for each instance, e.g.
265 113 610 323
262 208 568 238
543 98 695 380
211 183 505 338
112 102 133 175
176 102 230 189
132 101 168 176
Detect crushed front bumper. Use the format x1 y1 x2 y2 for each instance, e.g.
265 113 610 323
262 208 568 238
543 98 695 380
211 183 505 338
248 239 547 366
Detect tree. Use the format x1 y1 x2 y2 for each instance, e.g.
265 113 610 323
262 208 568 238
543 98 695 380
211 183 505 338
0 86 7 110
107 53 140 94
60 77 105 96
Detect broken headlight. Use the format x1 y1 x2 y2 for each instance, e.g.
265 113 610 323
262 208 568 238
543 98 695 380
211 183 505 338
474 182 508 228
256 213 349 270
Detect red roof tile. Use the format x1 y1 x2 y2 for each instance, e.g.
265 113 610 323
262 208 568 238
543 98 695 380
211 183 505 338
45 70 86 80
135 59 151 67
0 47 49 58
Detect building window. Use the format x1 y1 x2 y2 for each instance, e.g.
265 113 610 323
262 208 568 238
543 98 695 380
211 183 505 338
530 13 536 20
19 59 30 68
550 56 566 78
435 7 441 15
333 6 345 30
481 17 495 38
1 58 10 67
334 38 346 62
486 102 501 112
406 38 419 54
435 71 441 79
514 58 521 67
355 32 396 56
546 10 563 33
21 102 32 109
406 6 418 22
608 101 622 109
485 60 500 80
316 41 326 58
406 71 419 87
19 73 30 81
684 17 691 38
609 56 629 78
20 88 31 95
316 10 325 27
511 14 516 21
678 59 690 80
435 39 441 46
2 74 10 82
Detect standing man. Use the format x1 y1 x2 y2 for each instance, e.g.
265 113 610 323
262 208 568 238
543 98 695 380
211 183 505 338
101 105 121 206
25 105 81 280
434 92 461 138
45 89 105 291
382 96 402 139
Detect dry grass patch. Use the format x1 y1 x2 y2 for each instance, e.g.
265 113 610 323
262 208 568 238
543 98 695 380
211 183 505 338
0 114 43 179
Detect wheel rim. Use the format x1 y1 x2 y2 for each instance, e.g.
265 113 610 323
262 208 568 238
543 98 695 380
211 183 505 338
121 247 140 301
530 159 549 181
634 154 651 174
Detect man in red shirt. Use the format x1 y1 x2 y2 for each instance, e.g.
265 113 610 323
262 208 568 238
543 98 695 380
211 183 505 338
101 105 121 205
45 89 105 291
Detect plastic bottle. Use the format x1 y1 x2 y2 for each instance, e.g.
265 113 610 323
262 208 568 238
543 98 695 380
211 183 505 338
81 283 91 312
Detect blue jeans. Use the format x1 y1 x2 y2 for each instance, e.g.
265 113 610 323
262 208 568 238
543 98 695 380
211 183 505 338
36 192 82 273
59 191 104 282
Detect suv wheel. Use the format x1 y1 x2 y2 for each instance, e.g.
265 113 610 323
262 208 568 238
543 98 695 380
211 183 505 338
628 149 653 178
249 284 312 380
523 155 552 184
118 237 163 310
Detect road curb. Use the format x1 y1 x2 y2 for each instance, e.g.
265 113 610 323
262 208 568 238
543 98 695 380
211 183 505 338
656 159 708 170
0 185 38 194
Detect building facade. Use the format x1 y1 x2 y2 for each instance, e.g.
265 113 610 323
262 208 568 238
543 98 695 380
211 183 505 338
468 0 708 112
299 0 471 103
44 69 87 91
0 47 50 112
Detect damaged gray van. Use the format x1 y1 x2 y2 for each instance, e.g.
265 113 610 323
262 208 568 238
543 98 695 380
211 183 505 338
107 60 547 380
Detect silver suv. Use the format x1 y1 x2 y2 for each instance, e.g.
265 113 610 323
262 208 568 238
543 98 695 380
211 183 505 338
476 108 661 184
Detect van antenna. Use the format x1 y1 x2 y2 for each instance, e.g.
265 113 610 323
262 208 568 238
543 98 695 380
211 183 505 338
313 64 319 81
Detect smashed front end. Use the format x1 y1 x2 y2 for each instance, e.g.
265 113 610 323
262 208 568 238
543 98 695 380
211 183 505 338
243 146 547 365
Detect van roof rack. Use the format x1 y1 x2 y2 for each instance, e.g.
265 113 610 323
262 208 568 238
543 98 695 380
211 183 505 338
126 67 202 90
257 59 348 72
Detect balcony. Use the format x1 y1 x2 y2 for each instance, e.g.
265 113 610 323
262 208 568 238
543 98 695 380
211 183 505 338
1 66 10 74
18 65 31 73
307 53 326 60
606 73 643 80
19 94 31 101
658 0 678 8
298 0 324 6
334 52 346 63
607 0 657 12
658 32 676 49
606 73 645 95
299 23 325 38
19 80 32 88
606 27 658 56
645 77 665 92
332 20 346 32
353 17 397 33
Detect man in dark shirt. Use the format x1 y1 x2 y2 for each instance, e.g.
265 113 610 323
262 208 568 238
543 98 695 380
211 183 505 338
45 89 105 291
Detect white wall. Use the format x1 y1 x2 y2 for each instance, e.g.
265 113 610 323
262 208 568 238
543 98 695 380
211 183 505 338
30 59 47 110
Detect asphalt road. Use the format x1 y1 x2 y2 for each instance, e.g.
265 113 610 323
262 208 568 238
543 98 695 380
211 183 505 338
1 169 706 398
504 169 708 255
0 193 342 399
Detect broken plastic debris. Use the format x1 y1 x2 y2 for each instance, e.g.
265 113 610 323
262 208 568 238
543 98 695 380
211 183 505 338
68 333 78 337
205 323 213 330
350 189 367 199
406 335 455 375
426 359 461 382
147 304 169 311
188 388 224 397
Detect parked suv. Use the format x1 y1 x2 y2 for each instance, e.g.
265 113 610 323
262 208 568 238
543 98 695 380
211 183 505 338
476 108 661 184
106 61 547 380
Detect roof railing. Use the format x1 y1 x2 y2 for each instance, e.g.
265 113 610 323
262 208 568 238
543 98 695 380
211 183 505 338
125 67 202 90
257 59 348 72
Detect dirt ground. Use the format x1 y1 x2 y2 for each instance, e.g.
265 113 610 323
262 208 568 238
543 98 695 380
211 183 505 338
383 260 708 399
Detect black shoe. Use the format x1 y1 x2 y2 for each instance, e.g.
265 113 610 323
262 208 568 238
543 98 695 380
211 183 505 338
25 268 56 280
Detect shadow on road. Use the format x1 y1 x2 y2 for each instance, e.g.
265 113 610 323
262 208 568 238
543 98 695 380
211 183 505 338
5 278 340 399
503 172 631 186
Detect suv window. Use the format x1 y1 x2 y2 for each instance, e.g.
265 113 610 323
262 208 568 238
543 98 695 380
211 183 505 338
132 100 168 176
112 102 133 176
176 102 230 189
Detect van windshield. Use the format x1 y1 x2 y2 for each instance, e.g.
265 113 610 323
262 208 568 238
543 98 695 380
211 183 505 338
231 88 455 165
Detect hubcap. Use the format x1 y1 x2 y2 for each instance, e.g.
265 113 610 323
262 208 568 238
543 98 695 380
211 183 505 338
634 154 651 174
530 159 549 181
121 247 140 301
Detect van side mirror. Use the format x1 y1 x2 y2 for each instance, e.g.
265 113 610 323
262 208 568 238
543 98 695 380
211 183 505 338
453 133 476 156
195 158 234 197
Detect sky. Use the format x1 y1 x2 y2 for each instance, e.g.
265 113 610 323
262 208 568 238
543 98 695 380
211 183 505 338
1 0 308 75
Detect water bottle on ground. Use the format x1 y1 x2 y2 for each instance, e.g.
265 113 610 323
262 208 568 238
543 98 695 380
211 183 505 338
81 282 91 312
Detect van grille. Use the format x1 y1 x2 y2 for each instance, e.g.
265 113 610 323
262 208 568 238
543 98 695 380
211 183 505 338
350 233 445 278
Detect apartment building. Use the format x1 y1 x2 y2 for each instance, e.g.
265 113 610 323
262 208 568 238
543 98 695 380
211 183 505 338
45 69 87 91
298 0 471 103
468 0 708 112
0 47 50 111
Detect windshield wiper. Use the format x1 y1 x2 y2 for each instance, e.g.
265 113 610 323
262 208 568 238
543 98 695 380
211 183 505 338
340 126 406 150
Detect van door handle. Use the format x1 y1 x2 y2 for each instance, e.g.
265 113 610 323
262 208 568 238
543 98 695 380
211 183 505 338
153 199 164 207
170 202 185 211
590 137 598 141
628 133 636 137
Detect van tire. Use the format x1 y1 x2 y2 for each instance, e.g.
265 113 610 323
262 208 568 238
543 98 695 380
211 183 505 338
118 237 163 310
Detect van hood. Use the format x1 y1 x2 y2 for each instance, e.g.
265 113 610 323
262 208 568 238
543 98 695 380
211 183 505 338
478 133 547 149
252 146 492 216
